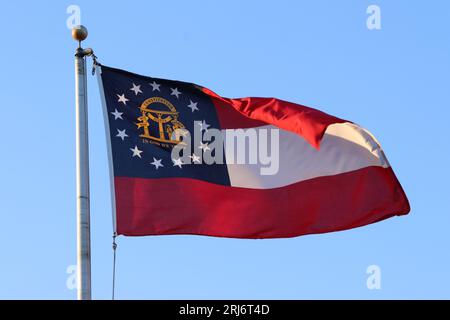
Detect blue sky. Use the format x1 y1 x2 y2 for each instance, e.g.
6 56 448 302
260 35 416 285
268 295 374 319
0 0 449 299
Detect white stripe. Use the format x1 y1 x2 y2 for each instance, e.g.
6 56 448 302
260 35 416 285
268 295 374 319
225 122 389 189
96 66 117 235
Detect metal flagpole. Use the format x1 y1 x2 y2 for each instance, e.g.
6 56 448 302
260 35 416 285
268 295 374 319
72 25 92 300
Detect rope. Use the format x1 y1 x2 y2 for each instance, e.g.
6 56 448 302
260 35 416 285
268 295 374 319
91 52 100 76
112 235 117 300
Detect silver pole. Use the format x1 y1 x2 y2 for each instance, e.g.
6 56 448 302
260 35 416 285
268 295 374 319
73 25 91 300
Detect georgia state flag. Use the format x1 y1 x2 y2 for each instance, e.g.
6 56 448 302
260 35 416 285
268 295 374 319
96 64 410 238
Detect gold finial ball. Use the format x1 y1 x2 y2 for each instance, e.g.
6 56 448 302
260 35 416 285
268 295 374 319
72 25 88 42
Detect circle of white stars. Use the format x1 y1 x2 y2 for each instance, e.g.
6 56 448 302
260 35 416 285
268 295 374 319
187 100 199 112
130 145 143 158
198 120 210 132
130 83 142 95
170 87 181 99
150 157 163 169
172 157 184 168
149 81 160 92
117 93 129 105
111 109 123 120
112 81 218 168
116 129 128 140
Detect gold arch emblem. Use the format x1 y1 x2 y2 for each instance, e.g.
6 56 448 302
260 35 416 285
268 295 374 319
136 97 186 144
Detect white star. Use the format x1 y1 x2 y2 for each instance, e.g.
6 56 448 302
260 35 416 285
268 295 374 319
198 120 210 132
189 153 201 163
130 83 142 95
117 93 129 105
116 129 128 141
150 157 163 169
111 109 123 120
149 81 161 92
172 157 184 168
130 145 143 158
187 100 199 112
170 87 181 98
198 142 210 152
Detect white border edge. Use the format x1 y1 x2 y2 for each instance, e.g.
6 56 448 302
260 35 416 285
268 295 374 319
95 65 118 235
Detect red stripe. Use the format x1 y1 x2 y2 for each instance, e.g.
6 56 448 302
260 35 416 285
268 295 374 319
114 166 410 238
202 87 347 149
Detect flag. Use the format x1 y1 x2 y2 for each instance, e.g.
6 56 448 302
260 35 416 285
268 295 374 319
96 65 410 238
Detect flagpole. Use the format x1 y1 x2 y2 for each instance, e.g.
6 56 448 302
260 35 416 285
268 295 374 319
72 25 92 300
